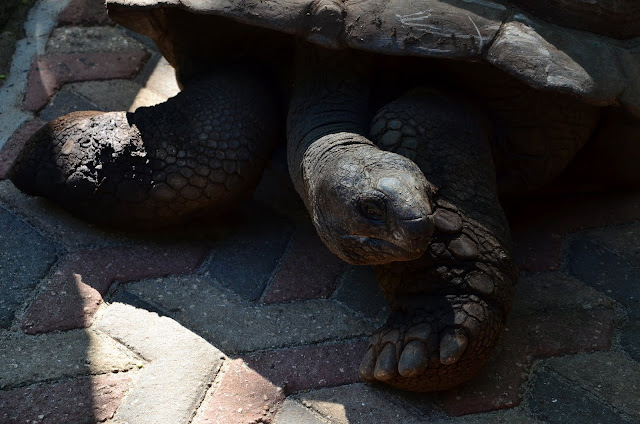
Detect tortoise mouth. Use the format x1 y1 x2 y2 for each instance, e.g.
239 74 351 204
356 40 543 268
339 234 426 265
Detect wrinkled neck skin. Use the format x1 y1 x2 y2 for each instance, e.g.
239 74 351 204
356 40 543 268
287 44 434 265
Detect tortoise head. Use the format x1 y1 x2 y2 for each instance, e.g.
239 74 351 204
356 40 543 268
309 148 434 265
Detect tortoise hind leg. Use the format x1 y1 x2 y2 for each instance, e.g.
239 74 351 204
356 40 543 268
9 70 281 228
361 89 517 391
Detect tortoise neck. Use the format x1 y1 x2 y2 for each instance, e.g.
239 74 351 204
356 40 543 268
286 43 373 202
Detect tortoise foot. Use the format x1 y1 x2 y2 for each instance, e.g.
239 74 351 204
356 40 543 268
360 293 504 391
9 71 281 228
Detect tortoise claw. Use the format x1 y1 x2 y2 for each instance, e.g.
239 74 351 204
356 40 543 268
359 346 377 381
397 340 429 377
439 330 468 365
373 343 398 381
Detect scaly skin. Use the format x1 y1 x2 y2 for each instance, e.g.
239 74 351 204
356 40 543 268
287 44 515 390
287 45 434 265
9 71 281 227
360 89 517 391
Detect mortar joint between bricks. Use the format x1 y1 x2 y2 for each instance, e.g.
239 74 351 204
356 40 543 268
258 234 296 304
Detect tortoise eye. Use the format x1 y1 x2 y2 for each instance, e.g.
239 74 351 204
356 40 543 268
357 197 386 222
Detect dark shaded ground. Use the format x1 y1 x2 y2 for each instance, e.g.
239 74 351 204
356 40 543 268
0 0 36 89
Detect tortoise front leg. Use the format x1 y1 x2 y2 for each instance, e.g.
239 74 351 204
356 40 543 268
360 89 517 391
9 70 281 228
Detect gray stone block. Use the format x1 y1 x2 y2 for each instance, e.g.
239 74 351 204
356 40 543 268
39 86 101 122
275 399 329 424
123 275 374 354
620 323 640 362
568 235 640 319
333 265 389 323
45 26 144 54
203 205 293 301
297 383 441 424
69 79 165 112
0 329 138 389
0 180 130 249
134 56 181 99
544 352 640 420
454 408 543 424
0 205 58 328
528 368 627 424
95 302 224 424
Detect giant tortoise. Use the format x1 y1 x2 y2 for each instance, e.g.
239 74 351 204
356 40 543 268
9 0 640 391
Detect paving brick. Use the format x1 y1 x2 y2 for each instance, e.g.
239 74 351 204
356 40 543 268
204 207 293 301
135 55 181 99
46 26 144 54
528 368 627 424
0 119 45 180
544 351 640 420
58 0 114 26
69 79 166 112
575 222 640 262
0 373 130 424
24 51 150 111
95 302 223 424
440 339 531 417
620 323 640 362
22 243 207 334
297 383 441 424
124 275 374 354
454 407 543 424
39 85 101 121
263 224 345 304
274 399 329 424
197 359 284 424
442 272 614 416
110 289 168 317
508 192 640 238
243 341 367 394
508 274 614 358
511 230 564 272
250 162 305 220
568 228 640 319
0 329 137 389
0 180 130 248
0 206 58 329
508 192 640 272
333 265 389 322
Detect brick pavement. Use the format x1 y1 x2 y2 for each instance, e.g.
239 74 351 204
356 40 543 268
0 1 639 423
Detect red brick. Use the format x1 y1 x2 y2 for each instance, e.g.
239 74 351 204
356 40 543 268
243 341 368 394
263 228 345 303
199 359 284 424
24 51 150 112
21 271 102 334
441 273 614 416
22 243 208 334
58 0 115 26
0 373 130 423
0 119 46 180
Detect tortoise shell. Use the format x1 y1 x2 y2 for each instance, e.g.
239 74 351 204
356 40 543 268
107 0 640 115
